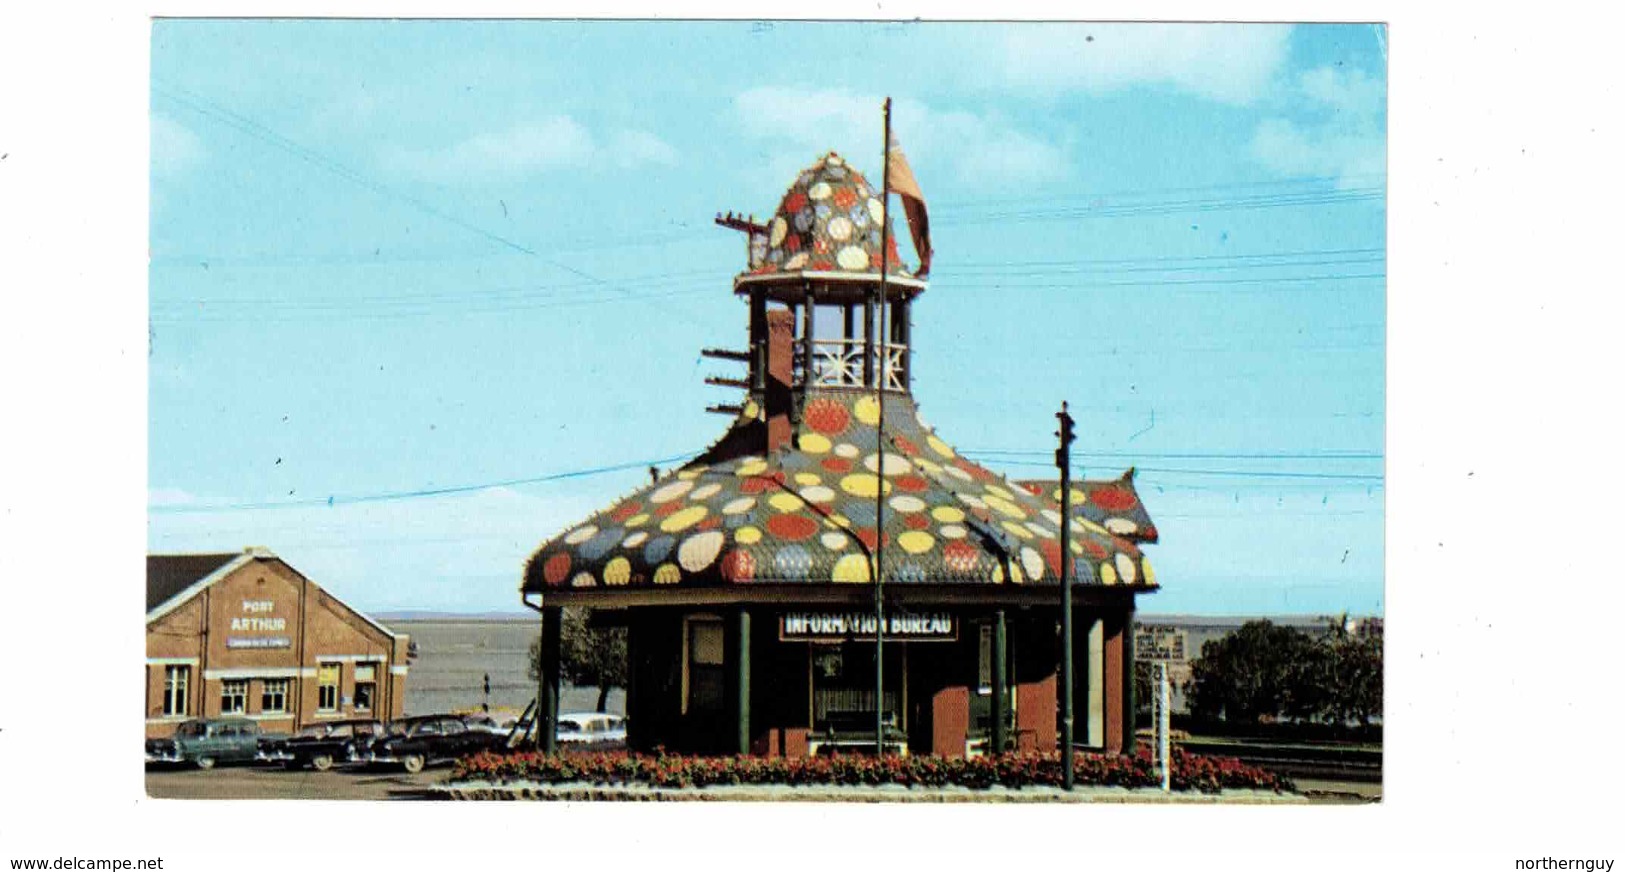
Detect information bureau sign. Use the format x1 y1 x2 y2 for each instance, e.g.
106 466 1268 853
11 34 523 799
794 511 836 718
780 612 957 642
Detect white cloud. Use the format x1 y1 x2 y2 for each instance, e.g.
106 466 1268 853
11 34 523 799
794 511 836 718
1250 66 1386 188
150 113 204 177
147 486 198 507
733 87 1068 191
986 23 1294 104
607 129 678 169
383 117 678 181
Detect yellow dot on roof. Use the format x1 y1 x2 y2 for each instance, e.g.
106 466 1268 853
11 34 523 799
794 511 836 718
660 506 708 533
736 458 768 476
1115 553 1138 585
653 564 682 585
603 557 631 586
932 506 965 524
677 465 707 481
991 563 1005 584
854 395 881 425
799 433 832 454
912 457 942 474
1000 521 1034 541
649 480 694 504
736 526 763 545
624 513 650 528
832 553 872 583
1100 563 1118 586
985 496 1026 520
742 399 760 420
839 473 891 499
563 525 598 545
897 531 935 555
794 472 822 487
1142 558 1157 587
985 485 1013 500
1009 561 1025 584
1077 517 1110 537
1054 488 1087 504
768 492 804 512
927 435 954 459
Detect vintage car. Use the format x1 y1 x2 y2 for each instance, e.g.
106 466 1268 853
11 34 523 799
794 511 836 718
557 712 628 745
145 718 283 769
364 714 507 773
262 719 385 771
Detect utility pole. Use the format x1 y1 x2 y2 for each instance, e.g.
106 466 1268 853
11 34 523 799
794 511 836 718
1056 401 1077 789
873 96 893 757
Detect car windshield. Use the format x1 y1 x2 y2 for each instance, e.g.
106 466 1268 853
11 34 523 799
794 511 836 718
296 725 328 738
177 722 206 738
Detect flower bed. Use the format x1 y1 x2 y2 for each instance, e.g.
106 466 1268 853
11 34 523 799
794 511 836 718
448 748 1293 794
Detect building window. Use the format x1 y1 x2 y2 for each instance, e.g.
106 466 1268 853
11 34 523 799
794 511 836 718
261 678 289 714
353 664 376 713
162 665 190 717
317 663 340 712
684 617 725 715
220 679 248 715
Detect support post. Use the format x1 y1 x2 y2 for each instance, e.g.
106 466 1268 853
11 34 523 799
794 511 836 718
991 609 1007 755
736 607 752 755
538 606 561 754
1122 607 1137 757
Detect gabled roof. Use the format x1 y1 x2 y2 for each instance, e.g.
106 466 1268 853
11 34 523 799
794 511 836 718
146 548 405 640
147 552 251 613
523 390 1158 594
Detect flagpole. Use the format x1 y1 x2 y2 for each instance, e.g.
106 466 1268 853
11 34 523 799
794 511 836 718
874 96 892 756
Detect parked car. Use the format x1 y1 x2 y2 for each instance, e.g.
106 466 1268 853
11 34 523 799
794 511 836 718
146 718 283 770
557 712 627 745
365 714 507 773
263 719 385 771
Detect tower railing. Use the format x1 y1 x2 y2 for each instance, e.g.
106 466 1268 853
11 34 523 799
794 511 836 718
799 338 908 392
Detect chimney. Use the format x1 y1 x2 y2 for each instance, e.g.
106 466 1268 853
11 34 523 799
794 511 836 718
764 308 795 452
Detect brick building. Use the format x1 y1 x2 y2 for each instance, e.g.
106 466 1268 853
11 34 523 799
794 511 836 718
146 547 410 738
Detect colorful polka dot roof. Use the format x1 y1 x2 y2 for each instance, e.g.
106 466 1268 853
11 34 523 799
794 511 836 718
745 152 911 277
523 390 1158 593
1013 477 1159 543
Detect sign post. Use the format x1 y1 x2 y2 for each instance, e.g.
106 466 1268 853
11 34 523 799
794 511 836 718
1157 661 1171 792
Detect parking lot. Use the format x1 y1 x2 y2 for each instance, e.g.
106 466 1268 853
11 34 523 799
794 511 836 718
145 763 447 800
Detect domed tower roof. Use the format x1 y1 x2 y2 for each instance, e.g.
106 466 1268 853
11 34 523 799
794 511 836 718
744 152 912 279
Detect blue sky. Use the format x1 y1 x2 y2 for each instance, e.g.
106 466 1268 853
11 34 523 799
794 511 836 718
148 21 1386 616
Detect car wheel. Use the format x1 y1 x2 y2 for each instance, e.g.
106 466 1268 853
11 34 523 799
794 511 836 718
311 754 334 772
401 754 425 774
196 756 216 771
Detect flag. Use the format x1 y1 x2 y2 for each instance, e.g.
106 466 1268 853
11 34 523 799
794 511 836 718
885 138 932 277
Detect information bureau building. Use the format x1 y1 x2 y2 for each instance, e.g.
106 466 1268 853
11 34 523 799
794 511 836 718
522 152 1160 758
146 547 411 738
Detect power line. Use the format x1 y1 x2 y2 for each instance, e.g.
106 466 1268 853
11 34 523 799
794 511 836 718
963 449 1383 460
149 451 698 514
152 81 715 330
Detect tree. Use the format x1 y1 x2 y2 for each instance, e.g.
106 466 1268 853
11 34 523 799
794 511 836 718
528 608 627 713
1186 620 1325 725
1318 615 1383 726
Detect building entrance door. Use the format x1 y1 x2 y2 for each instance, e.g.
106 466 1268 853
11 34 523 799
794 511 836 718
807 643 906 754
